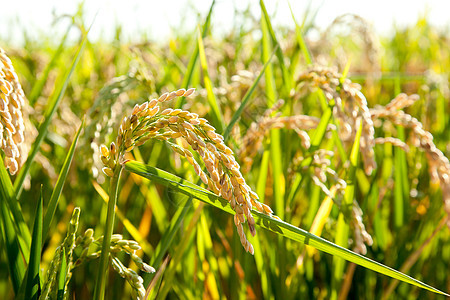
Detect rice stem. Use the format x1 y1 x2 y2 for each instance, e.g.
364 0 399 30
93 164 123 300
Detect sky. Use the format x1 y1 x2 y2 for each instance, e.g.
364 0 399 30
1 0 449 44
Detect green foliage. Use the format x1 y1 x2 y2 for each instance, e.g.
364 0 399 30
0 3 449 300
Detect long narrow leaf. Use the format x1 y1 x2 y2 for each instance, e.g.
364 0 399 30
42 118 84 241
156 202 203 299
176 0 215 109
125 160 449 297
260 0 292 96
222 48 276 141
289 3 313 65
91 180 154 255
143 197 192 286
14 29 90 197
56 248 67 300
29 24 72 106
197 30 224 132
0 188 26 294
0 155 30 257
24 187 43 300
332 120 362 299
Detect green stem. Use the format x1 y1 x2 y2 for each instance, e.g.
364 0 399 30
93 164 123 300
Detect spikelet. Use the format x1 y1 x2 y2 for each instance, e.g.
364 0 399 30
351 204 373 254
41 207 81 300
297 66 376 175
238 100 335 173
296 67 376 249
71 228 154 300
371 94 450 227
99 88 276 254
0 47 27 174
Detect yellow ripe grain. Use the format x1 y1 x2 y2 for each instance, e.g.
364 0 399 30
158 93 169 102
100 145 109 157
184 88 195 97
102 167 114 177
160 108 173 115
148 99 158 108
175 88 186 96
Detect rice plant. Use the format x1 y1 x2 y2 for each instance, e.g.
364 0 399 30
0 2 449 299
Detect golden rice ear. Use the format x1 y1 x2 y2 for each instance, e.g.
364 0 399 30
99 88 276 254
371 94 450 225
296 66 376 175
0 47 27 175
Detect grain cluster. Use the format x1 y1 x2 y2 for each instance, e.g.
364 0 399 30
0 47 27 174
100 89 277 253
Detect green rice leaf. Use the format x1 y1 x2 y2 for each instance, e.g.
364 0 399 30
197 30 224 132
29 24 72 106
260 0 292 96
176 0 215 109
0 155 31 257
42 118 84 241
125 160 449 297
332 120 362 299
14 28 90 197
222 48 276 141
0 156 28 294
143 197 193 286
24 186 43 300
0 185 26 295
56 248 67 300
289 3 313 65
156 202 203 300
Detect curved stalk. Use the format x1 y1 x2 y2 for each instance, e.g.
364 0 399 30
93 164 123 300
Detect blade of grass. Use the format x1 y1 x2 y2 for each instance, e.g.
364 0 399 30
197 29 224 132
382 216 447 299
251 229 273 299
287 101 334 205
143 197 192 286
306 186 338 257
198 214 221 297
260 0 292 96
393 78 408 228
91 180 154 255
0 155 30 258
256 148 271 203
156 202 204 299
331 120 362 300
14 28 90 197
0 185 26 294
24 186 43 300
42 118 84 241
261 10 286 295
176 0 215 109
56 248 67 300
289 2 312 65
93 162 123 300
133 145 169 233
125 161 449 296
260 8 284 220
29 24 72 106
222 47 276 141
253 148 273 298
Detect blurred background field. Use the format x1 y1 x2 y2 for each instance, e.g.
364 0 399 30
0 1 449 299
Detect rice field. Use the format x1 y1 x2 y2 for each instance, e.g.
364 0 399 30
0 2 449 299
